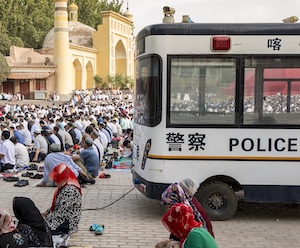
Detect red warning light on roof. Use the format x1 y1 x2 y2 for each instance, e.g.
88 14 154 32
212 36 231 51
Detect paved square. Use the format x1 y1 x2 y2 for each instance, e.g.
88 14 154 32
1 167 300 248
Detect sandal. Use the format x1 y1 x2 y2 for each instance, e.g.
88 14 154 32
99 173 106 178
30 173 43 179
89 224 104 231
27 164 38 170
99 173 111 179
37 166 44 172
94 225 105 235
3 176 19 182
14 179 29 187
22 172 34 177
83 178 96 184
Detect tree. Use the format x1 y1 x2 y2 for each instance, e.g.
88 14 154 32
0 0 124 54
68 0 123 30
114 73 125 89
0 32 11 55
94 74 103 88
125 75 134 90
0 0 54 50
107 75 115 89
0 53 9 83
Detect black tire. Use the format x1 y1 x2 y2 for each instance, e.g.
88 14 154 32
195 181 238 221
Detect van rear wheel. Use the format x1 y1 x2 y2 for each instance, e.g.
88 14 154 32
195 181 238 221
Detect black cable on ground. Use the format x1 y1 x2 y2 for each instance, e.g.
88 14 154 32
82 186 136 211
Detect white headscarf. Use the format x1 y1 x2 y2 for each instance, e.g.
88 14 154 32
179 178 198 196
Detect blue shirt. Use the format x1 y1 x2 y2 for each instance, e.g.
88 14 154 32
79 146 99 177
43 152 81 183
14 130 25 144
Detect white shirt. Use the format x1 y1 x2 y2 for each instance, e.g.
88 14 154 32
74 128 82 141
74 120 84 134
50 134 61 146
30 123 41 141
99 131 108 149
20 129 32 146
110 123 118 134
63 131 73 147
93 138 104 163
115 122 123 137
33 135 48 154
14 143 29 168
0 139 15 165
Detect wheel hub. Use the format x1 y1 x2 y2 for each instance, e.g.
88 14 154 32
208 193 224 210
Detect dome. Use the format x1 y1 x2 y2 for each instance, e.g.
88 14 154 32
69 2 78 11
42 21 96 49
124 10 133 19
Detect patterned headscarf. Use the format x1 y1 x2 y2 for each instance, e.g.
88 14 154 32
162 203 202 245
0 207 16 235
50 163 82 211
161 183 207 229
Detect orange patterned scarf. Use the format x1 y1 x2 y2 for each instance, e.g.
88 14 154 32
50 163 82 211
162 203 202 245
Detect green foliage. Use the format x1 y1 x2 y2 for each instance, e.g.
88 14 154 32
0 0 124 54
0 32 11 55
94 74 104 88
125 75 134 89
107 74 115 89
94 74 102 84
0 22 25 55
114 73 124 89
10 37 24 48
68 0 123 30
106 74 134 90
99 0 123 13
0 53 9 83
0 0 54 50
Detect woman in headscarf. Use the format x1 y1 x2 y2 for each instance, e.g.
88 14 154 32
44 163 82 235
162 203 218 248
161 179 214 237
13 197 53 247
0 207 28 248
156 179 214 248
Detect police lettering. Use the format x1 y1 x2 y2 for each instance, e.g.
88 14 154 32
229 138 298 152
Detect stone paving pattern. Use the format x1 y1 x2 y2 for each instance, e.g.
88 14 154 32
1 166 300 248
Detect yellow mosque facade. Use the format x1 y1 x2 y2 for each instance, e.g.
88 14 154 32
4 0 134 100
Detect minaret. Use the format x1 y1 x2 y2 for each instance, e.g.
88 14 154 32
69 0 78 21
54 0 72 99
123 0 133 21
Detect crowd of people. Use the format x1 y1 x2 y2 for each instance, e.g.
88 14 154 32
0 89 135 247
0 89 134 173
0 88 218 247
171 92 300 115
0 92 25 102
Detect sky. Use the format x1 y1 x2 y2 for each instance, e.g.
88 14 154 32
124 0 300 36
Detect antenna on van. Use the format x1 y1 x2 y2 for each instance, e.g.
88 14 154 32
163 6 175 23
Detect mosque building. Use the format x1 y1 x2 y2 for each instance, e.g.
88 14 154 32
3 0 134 100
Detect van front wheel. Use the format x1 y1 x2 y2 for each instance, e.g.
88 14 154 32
195 181 238 221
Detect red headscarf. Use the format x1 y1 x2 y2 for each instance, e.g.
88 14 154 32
50 163 82 211
162 203 202 245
